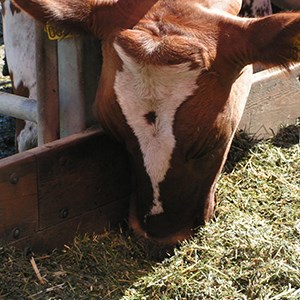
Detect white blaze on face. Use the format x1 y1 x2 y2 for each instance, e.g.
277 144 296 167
114 42 201 216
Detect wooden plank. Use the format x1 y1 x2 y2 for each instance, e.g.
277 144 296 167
0 152 38 244
10 198 128 252
240 64 300 138
35 23 60 145
0 128 130 251
36 128 130 230
82 37 102 127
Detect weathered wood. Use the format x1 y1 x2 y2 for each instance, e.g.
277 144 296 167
58 37 86 138
82 37 102 127
0 152 38 244
35 23 60 145
0 129 130 251
37 129 131 230
10 198 128 252
240 64 300 138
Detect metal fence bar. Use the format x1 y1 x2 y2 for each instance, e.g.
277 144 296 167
57 37 86 138
57 36 101 138
0 92 37 122
0 25 100 147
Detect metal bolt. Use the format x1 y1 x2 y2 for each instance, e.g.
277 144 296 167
59 208 69 219
10 173 19 184
59 156 68 167
12 228 21 239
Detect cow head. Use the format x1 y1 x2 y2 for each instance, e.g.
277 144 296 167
12 0 300 244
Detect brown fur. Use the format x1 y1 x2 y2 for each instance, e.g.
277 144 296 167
12 0 300 244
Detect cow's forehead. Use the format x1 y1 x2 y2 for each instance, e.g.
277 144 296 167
115 2 238 67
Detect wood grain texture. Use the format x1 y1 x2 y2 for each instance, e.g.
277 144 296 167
0 129 130 251
10 198 128 252
36 23 59 145
0 152 38 243
240 64 300 138
58 36 101 138
37 129 131 230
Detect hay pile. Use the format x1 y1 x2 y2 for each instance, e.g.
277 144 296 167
0 125 299 299
124 126 300 300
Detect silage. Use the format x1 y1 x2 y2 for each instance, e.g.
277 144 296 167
123 129 300 300
0 127 299 299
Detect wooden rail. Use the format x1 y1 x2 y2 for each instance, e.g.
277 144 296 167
0 128 130 251
0 93 37 122
240 64 300 137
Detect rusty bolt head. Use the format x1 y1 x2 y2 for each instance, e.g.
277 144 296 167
10 173 19 184
59 208 69 219
12 227 21 239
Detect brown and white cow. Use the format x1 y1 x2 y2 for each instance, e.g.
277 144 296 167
0 0 280 152
272 0 300 10
1 0 38 152
11 0 300 244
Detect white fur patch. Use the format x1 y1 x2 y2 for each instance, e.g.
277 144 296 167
114 43 201 217
3 1 38 152
3 1 37 98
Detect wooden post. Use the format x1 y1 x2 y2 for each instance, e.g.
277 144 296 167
35 23 60 146
57 37 86 138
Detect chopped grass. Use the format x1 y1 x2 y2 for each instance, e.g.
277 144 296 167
0 124 299 299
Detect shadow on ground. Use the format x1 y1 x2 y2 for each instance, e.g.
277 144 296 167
272 123 300 148
225 130 260 173
0 228 173 299
225 122 300 173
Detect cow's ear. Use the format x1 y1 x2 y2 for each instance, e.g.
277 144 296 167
11 0 118 32
217 12 300 71
12 0 159 37
201 0 242 15
245 13 300 68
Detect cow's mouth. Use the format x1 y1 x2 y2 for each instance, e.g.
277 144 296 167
129 207 195 246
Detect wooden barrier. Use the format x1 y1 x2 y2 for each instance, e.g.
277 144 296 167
240 64 300 137
0 128 131 251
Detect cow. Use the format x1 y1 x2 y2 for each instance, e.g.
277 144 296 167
272 0 300 10
0 0 280 153
1 0 37 152
0 0 275 154
10 0 300 244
